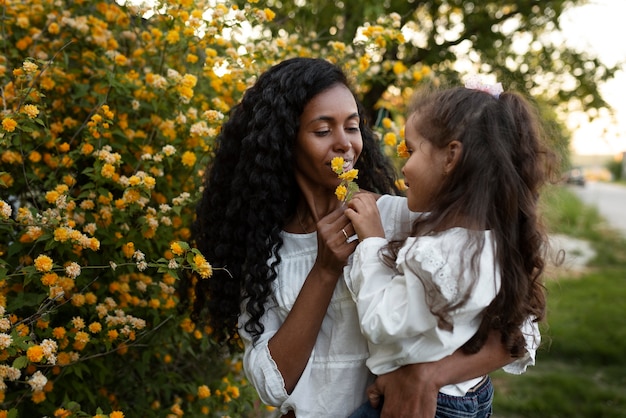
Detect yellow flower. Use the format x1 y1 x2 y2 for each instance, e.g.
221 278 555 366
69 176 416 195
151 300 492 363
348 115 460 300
397 140 410 158
383 132 397 147
395 179 407 191
198 385 211 399
41 272 58 286
2 117 17 132
27 345 45 362
52 327 66 339
170 241 184 256
23 60 38 74
34 255 54 272
0 200 11 219
338 169 358 182
110 412 125 418
181 151 196 167
22 104 39 119
264 8 276 21
393 61 407 75
335 184 347 201
193 253 213 278
101 163 116 178
331 157 359 202
331 156 344 173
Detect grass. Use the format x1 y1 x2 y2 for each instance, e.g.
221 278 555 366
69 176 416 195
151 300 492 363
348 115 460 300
492 185 626 417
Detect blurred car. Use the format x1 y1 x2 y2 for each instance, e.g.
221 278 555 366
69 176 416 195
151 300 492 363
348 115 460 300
563 167 586 186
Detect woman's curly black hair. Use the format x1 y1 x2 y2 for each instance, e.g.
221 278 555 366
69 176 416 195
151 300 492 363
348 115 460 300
187 58 400 344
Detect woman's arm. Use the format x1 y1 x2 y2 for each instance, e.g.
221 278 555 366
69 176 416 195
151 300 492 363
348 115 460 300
268 207 357 393
368 329 512 418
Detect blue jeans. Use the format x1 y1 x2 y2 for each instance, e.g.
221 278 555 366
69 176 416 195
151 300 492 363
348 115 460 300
348 376 493 418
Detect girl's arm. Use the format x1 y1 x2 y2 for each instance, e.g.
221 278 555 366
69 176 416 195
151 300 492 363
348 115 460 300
368 329 512 418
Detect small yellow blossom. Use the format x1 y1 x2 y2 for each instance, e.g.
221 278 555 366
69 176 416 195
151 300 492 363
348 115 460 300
88 322 102 333
193 253 213 278
181 151 196 167
27 345 45 362
0 200 11 219
22 104 39 119
264 8 276 21
2 117 17 132
198 385 211 399
34 255 54 272
331 156 359 202
170 241 185 256
331 157 344 173
335 184 347 201
383 132 397 147
101 163 116 178
397 140 410 158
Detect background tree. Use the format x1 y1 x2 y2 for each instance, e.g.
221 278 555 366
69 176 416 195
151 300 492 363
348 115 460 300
236 0 620 160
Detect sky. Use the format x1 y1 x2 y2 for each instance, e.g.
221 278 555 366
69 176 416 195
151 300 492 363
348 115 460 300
559 0 626 157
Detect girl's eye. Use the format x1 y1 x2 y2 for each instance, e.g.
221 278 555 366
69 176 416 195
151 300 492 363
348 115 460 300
346 126 360 133
314 129 331 137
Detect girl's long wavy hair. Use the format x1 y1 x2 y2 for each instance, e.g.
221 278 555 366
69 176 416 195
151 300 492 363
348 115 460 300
385 85 557 357
187 58 400 344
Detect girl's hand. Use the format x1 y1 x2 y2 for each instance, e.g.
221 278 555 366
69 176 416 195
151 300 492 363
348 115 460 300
345 193 385 240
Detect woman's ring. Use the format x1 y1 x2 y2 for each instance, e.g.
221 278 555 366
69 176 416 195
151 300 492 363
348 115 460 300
341 228 349 240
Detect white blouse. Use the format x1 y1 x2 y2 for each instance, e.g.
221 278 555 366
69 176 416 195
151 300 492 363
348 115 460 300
239 195 538 417
345 228 537 396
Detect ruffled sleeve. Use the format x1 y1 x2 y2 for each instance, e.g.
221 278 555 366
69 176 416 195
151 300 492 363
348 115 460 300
239 298 290 407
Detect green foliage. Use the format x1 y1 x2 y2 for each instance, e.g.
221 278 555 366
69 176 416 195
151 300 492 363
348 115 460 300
0 0 415 416
239 0 619 137
493 187 626 417
605 158 624 181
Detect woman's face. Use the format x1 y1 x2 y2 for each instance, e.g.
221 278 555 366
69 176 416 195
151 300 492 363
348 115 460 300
294 84 363 192
402 113 448 212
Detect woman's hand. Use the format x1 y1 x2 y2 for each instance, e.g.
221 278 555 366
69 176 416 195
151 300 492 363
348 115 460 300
368 330 514 417
344 193 385 240
367 363 439 418
313 206 358 281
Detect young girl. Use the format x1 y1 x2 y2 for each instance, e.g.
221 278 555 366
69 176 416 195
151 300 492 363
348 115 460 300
344 80 556 417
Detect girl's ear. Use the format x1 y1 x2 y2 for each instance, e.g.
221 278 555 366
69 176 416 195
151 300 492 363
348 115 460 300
443 140 462 174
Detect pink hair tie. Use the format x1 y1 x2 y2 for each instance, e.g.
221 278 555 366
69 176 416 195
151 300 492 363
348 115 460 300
464 75 503 98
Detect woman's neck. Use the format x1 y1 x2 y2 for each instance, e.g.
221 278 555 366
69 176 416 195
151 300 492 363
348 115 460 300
285 192 342 234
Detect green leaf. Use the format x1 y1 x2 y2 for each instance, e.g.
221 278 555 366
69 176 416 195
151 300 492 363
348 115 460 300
12 355 28 369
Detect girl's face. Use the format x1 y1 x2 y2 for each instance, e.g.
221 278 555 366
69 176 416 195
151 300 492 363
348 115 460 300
294 84 363 192
402 113 448 212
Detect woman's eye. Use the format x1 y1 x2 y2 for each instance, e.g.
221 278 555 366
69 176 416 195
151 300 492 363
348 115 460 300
314 129 331 136
346 126 360 133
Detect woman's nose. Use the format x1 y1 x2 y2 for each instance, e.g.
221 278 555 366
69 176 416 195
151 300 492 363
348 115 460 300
333 130 352 151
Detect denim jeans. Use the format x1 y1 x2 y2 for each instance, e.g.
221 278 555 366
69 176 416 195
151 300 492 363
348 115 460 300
347 376 493 418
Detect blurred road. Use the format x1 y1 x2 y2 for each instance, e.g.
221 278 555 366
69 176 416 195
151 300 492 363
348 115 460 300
568 181 626 237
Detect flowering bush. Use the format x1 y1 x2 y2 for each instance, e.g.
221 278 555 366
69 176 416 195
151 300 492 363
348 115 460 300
0 0 430 416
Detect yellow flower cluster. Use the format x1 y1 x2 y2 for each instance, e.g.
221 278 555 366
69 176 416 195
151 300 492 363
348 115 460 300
331 157 360 202
0 0 434 416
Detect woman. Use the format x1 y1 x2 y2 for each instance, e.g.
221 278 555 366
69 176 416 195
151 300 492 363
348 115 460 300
189 58 537 417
